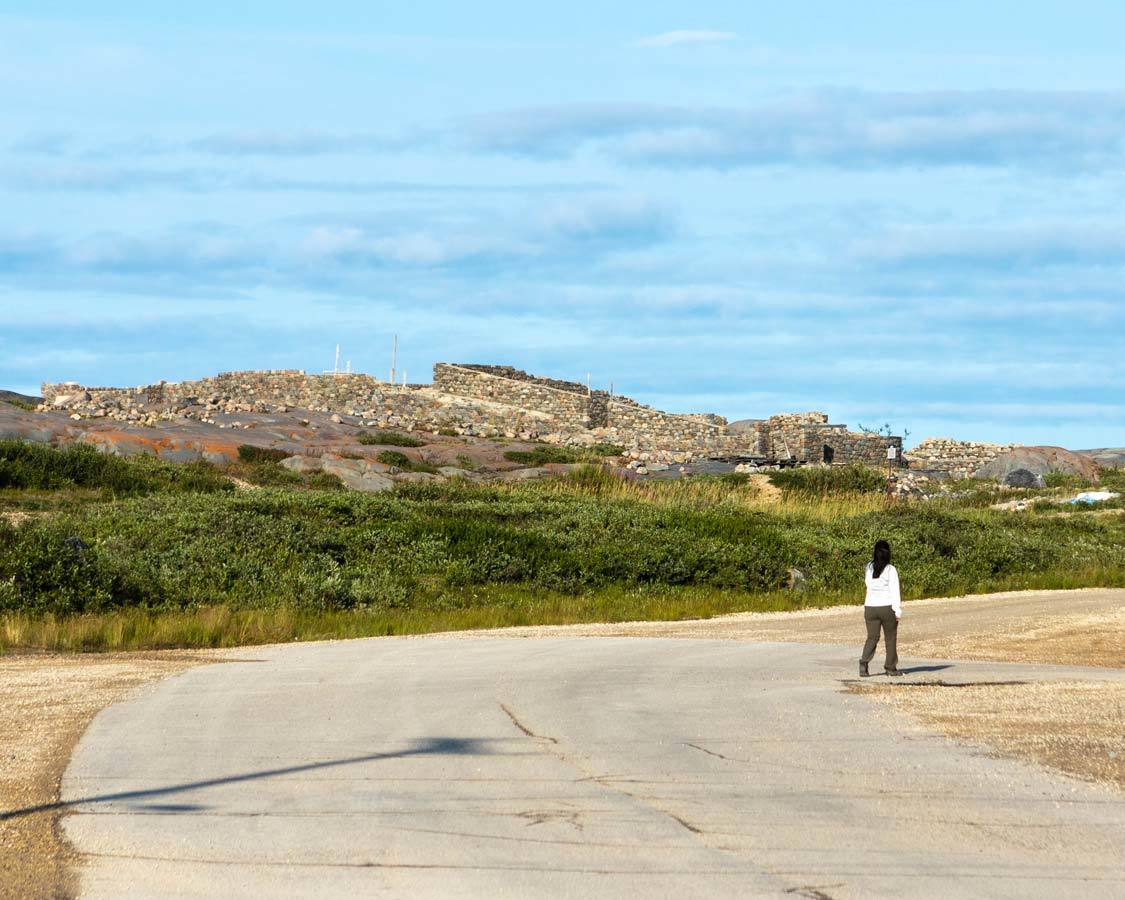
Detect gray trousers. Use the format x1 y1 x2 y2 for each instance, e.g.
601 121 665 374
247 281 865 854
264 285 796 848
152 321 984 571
861 605 898 670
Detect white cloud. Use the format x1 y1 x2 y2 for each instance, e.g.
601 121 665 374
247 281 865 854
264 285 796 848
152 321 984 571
636 30 738 48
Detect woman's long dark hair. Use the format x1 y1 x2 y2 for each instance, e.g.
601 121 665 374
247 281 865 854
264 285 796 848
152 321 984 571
872 540 892 579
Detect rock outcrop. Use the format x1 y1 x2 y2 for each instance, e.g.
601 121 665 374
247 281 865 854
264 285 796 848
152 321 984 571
974 446 1101 484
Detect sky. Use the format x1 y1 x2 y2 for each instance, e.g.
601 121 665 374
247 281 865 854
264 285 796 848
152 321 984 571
2 2 1124 448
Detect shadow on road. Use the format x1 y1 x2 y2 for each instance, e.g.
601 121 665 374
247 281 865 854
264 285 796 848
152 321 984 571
901 664 954 674
0 736 490 822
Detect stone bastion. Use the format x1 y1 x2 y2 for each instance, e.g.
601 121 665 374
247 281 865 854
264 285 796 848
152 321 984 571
42 363 903 466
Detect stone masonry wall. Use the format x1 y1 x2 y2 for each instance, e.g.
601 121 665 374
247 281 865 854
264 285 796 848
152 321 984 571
43 363 908 467
905 438 1017 479
432 364 592 427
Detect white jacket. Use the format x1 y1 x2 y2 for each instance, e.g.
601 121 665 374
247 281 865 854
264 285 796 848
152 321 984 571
864 562 902 617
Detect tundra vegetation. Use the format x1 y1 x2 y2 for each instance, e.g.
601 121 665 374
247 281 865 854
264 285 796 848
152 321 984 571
0 440 1122 652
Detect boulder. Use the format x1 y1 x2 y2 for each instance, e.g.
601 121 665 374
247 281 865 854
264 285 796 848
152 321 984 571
320 458 395 493
280 456 323 474
281 455 394 492
394 471 443 484
973 446 1100 484
1002 468 1045 489
494 467 552 482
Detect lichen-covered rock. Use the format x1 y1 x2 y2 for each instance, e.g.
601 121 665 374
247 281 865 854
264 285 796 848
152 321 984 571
975 447 1100 484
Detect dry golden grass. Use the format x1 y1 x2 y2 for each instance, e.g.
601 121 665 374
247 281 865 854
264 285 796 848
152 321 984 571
857 680 1125 791
520 467 888 520
906 606 1125 668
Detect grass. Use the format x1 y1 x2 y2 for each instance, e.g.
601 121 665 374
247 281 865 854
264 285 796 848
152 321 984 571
768 462 886 496
503 443 624 466
358 430 425 447
236 444 289 464
1 442 1123 653
0 584 817 652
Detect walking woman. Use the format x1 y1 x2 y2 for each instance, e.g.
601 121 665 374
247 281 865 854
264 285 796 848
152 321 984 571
860 539 903 677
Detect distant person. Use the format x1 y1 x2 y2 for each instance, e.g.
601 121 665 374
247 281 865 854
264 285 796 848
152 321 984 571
859 539 903 677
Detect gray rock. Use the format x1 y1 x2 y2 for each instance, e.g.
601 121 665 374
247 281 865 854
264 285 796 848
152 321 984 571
1002 468 1045 489
495 467 552 482
320 458 395 493
394 471 444 484
281 456 323 474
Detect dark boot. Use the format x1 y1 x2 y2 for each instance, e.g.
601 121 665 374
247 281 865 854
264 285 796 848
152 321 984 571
859 661 870 678
886 667 904 677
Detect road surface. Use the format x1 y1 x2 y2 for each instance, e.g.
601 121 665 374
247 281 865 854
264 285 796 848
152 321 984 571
61 636 1125 899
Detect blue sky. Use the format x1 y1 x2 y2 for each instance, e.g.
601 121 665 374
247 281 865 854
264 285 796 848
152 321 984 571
2 2 1124 448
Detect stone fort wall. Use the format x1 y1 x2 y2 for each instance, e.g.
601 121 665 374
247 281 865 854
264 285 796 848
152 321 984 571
43 363 905 465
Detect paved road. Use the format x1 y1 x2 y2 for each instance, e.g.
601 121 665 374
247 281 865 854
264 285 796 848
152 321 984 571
62 637 1125 899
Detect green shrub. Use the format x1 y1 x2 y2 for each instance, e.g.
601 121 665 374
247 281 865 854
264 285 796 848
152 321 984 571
374 450 438 474
1044 472 1092 490
237 445 289 464
358 431 424 448
0 440 231 496
376 450 411 468
768 463 885 496
0 478 1121 619
588 443 626 457
308 472 346 491
239 463 302 487
1100 468 1125 491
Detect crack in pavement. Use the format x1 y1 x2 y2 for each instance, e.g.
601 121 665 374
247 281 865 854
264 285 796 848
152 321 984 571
784 885 844 900
499 703 558 744
499 701 711 839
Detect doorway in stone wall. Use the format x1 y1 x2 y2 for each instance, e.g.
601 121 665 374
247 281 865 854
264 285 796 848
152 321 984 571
822 444 835 464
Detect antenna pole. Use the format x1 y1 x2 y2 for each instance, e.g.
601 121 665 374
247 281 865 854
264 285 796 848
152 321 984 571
390 335 398 385
334 344 340 375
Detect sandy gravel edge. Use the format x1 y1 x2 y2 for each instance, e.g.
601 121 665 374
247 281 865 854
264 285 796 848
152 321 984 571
0 652 219 899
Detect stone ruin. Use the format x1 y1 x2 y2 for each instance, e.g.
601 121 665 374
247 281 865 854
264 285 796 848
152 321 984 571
42 363 904 466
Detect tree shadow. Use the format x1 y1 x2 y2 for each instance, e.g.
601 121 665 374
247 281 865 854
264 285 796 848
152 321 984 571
1 736 489 822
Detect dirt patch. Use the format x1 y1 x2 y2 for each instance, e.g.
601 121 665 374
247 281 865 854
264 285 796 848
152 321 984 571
854 680 1125 791
0 651 214 898
747 473 782 502
906 606 1125 668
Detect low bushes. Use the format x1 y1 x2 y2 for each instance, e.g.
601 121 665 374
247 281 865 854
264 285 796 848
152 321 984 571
375 450 438 473
237 445 289 464
358 431 424 447
768 463 886 496
503 444 625 466
0 440 232 496
1 477 1121 618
